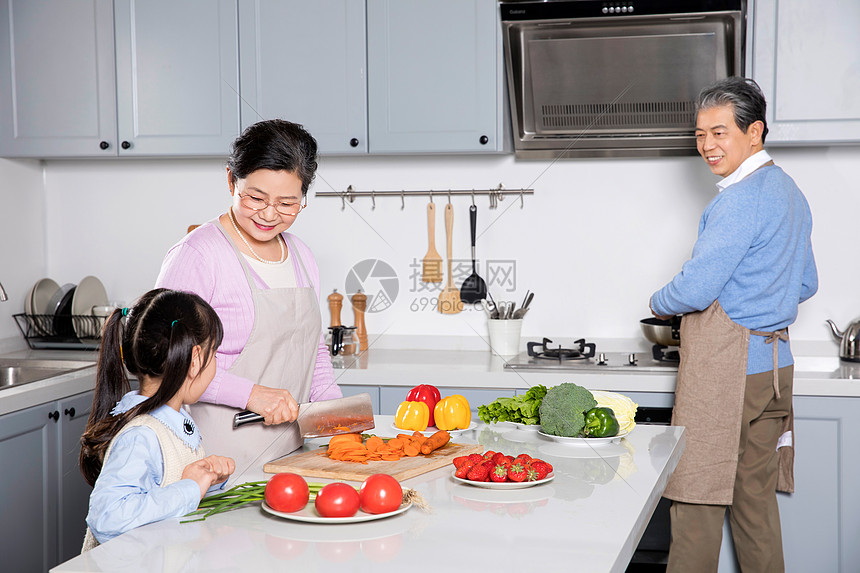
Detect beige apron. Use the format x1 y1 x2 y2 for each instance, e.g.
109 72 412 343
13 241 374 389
664 300 794 504
190 222 322 481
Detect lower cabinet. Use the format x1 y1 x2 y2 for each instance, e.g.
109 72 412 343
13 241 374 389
706 395 860 573
0 389 94 572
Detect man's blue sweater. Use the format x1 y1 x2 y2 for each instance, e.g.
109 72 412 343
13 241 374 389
651 164 818 374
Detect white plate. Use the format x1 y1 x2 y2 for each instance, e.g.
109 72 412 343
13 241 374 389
27 278 60 315
506 422 541 432
72 276 108 338
389 421 477 437
537 429 630 446
451 471 555 489
261 500 411 524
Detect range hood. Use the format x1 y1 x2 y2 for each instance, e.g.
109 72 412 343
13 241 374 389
500 0 746 159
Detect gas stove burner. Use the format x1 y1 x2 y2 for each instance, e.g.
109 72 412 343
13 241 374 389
652 344 680 363
527 337 597 361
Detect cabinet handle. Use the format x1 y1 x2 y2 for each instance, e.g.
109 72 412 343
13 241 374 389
349 138 359 148
99 141 110 150
48 411 59 422
479 135 489 145
121 141 132 150
64 407 76 418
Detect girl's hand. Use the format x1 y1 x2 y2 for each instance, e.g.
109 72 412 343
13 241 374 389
182 455 236 498
246 385 299 425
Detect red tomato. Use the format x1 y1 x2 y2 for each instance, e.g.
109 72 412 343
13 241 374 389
314 482 360 518
264 473 309 513
359 474 403 514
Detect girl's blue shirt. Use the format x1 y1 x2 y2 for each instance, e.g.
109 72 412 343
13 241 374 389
651 162 818 374
86 392 220 544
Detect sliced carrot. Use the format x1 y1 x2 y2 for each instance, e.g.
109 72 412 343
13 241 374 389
329 433 362 446
404 444 420 457
381 454 402 461
387 438 404 450
365 436 384 452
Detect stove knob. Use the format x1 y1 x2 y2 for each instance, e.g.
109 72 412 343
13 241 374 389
628 353 638 366
597 353 607 365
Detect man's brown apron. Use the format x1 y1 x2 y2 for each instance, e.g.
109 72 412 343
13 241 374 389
664 300 794 504
190 222 321 482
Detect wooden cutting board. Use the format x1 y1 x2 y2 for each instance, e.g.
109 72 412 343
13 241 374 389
263 441 484 482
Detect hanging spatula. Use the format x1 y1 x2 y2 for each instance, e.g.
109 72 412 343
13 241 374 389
421 202 443 283
460 204 487 303
439 203 463 314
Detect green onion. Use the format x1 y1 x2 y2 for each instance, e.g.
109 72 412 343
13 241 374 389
181 480 339 523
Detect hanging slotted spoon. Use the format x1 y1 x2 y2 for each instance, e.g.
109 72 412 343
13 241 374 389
460 204 487 303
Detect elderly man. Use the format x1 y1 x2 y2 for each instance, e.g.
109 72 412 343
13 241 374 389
650 77 818 572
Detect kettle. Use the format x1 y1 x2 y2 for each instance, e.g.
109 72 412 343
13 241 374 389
826 319 860 362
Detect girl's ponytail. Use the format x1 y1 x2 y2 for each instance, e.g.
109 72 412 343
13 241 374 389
79 308 131 486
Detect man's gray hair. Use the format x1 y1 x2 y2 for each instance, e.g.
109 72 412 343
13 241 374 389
696 77 769 144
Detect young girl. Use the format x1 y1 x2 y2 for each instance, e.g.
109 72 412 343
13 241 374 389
79 288 235 551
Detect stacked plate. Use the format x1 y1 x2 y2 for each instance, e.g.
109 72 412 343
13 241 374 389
25 276 110 339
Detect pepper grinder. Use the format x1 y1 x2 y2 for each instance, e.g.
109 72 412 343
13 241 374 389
326 290 355 356
352 290 368 353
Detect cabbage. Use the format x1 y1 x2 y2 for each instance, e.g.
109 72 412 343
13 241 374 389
591 391 638 434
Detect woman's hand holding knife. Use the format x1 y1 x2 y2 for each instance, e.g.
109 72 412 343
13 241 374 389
245 385 299 425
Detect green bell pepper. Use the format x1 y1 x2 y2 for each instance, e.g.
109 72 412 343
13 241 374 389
583 407 620 438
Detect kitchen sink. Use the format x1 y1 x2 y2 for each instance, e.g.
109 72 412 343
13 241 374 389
0 358 95 390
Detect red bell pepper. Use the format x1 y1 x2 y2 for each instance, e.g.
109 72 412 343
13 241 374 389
405 384 441 427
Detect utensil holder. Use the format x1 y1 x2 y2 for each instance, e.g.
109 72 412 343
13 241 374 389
487 319 523 357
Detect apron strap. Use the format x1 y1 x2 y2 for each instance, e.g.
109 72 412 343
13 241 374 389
283 235 315 290
749 328 789 399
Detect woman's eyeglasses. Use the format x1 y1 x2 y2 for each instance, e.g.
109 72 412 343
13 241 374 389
239 192 306 216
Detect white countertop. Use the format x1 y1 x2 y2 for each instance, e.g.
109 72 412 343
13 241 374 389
330 348 860 397
52 416 685 573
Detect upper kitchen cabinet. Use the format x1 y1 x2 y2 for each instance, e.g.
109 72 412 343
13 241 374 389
0 0 117 157
367 0 506 154
751 0 860 144
238 0 367 154
0 0 239 158
114 0 239 156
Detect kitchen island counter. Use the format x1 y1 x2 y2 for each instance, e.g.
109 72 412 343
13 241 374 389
51 416 685 573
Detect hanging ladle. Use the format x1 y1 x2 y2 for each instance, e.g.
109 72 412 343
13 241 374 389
460 204 488 303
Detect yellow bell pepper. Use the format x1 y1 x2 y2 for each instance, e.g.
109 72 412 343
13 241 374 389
433 395 471 431
395 400 429 431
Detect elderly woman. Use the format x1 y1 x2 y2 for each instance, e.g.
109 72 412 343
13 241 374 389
155 119 341 478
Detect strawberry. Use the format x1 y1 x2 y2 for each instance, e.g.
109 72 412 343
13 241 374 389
507 461 527 482
490 463 509 482
525 466 541 482
515 453 532 462
482 450 497 461
467 460 492 482
491 452 507 465
452 456 469 469
467 453 483 465
454 459 476 479
529 461 550 480
503 455 515 465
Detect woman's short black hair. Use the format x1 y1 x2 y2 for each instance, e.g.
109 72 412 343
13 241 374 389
696 77 769 144
226 119 319 196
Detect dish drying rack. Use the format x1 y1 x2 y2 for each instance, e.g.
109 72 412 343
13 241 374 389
13 313 103 350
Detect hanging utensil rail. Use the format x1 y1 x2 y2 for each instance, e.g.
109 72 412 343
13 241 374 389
316 184 533 209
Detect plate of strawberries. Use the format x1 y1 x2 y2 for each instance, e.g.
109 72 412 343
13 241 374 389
450 451 555 489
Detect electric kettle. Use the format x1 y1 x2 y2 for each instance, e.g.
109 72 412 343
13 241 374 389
826 319 860 362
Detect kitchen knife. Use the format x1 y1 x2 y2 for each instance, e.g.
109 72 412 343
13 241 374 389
232 393 376 438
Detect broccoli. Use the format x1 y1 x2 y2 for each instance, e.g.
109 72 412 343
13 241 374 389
538 382 597 437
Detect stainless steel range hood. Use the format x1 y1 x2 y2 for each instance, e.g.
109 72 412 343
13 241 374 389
500 0 746 159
